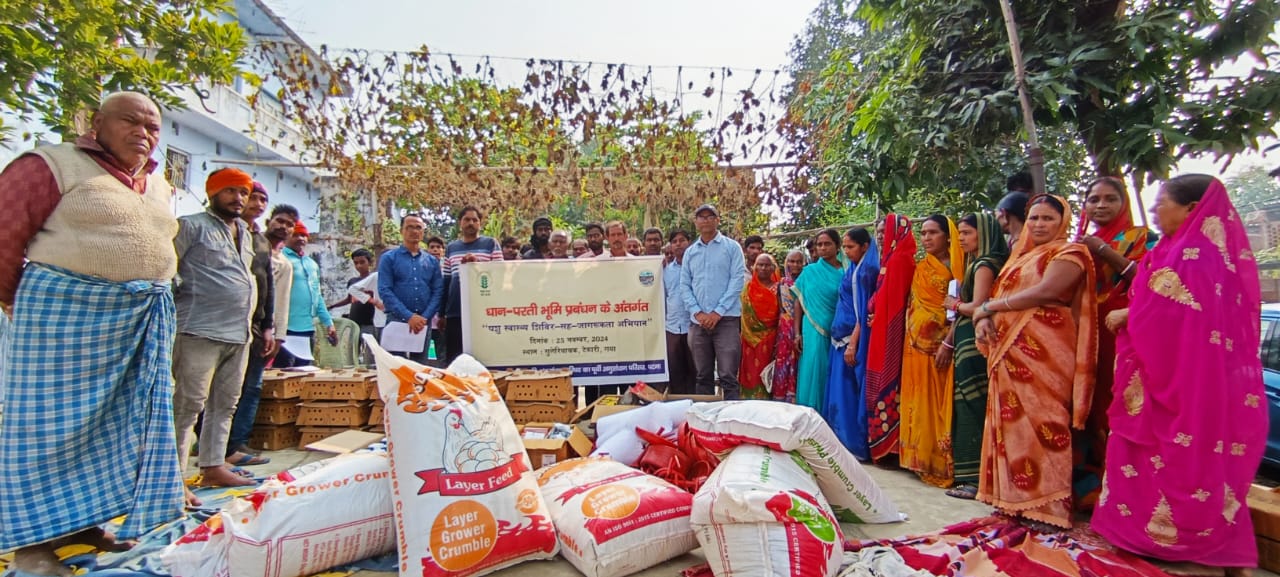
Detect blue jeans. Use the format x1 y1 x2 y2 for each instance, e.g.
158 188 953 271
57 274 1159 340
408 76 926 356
226 345 268 456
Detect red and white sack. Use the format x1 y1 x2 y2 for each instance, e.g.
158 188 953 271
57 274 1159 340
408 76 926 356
161 451 395 577
537 457 697 577
691 444 843 577
366 337 558 576
687 401 903 524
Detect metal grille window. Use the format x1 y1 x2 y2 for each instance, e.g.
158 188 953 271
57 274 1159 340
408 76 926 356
165 147 190 192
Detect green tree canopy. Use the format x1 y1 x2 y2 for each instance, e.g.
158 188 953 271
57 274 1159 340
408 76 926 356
787 0 1280 217
0 0 248 141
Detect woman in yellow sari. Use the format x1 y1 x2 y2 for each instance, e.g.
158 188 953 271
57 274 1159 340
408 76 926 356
900 215 966 487
972 195 1096 530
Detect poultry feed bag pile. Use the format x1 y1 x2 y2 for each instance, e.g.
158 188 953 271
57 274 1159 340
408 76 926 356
686 401 903 524
536 457 698 577
691 444 843 577
366 337 559 577
161 451 396 577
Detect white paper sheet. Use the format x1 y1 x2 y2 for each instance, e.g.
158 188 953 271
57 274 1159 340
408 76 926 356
282 335 314 360
946 279 960 321
380 321 427 353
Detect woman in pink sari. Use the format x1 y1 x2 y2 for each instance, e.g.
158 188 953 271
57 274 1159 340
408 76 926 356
1093 175 1265 574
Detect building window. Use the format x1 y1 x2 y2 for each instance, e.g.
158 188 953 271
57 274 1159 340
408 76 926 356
165 147 190 192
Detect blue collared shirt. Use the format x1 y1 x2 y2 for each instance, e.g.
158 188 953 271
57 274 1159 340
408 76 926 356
679 231 746 321
283 247 333 333
378 245 444 323
663 260 689 335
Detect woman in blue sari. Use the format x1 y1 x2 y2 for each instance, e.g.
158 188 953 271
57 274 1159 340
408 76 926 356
823 228 877 459
793 228 844 410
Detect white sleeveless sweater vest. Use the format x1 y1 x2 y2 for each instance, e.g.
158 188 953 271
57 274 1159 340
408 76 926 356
25 143 178 282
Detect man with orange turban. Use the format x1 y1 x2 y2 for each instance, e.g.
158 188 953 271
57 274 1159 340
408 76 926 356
171 168 259 491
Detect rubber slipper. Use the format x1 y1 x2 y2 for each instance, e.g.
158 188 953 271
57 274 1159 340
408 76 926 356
946 484 978 500
229 466 255 479
227 452 270 466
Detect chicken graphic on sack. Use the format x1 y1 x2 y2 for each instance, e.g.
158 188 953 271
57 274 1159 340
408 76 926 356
443 406 507 473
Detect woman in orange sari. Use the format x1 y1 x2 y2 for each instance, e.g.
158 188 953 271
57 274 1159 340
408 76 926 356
972 195 1096 530
739 253 780 399
1073 176 1155 509
899 215 965 487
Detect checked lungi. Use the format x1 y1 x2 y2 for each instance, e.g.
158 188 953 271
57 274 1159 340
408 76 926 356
0 264 184 551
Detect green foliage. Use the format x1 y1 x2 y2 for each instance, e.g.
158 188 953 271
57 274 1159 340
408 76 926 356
787 0 1280 223
0 0 248 140
1226 163 1280 214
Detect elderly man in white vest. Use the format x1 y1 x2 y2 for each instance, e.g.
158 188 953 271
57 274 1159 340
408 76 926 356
0 92 185 576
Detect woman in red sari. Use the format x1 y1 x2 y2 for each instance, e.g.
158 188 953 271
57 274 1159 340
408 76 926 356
739 253 779 399
1093 175 1264 575
1073 176 1156 509
972 195 1096 530
770 250 806 403
865 215 916 462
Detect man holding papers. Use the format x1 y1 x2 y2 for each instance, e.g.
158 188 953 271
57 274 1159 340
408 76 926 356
378 213 444 362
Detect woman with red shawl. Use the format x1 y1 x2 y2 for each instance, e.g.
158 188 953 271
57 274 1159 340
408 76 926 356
865 215 916 462
1093 175 1264 574
1074 176 1156 509
739 253 780 399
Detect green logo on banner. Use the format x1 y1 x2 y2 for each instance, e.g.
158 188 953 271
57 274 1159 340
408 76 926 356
479 273 490 290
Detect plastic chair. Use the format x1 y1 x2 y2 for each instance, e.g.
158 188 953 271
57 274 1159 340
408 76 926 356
313 318 362 369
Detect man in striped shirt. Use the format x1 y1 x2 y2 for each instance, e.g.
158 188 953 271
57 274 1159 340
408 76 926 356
442 205 503 364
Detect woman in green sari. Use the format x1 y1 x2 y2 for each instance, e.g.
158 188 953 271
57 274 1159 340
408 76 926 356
943 213 1008 499
793 229 844 410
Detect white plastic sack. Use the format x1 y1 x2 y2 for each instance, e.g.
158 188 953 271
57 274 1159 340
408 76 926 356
691 445 843 577
366 337 558 577
592 399 692 466
161 451 395 577
537 457 697 577
686 401 903 524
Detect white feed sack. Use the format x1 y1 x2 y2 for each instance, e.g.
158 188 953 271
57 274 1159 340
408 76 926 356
537 457 698 577
161 452 396 577
365 337 559 577
691 444 844 577
686 401 904 524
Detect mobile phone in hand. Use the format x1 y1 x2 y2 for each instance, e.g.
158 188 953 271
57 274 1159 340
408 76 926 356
327 332 339 346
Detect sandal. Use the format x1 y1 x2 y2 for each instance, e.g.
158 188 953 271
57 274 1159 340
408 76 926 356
946 484 978 500
227 452 270 466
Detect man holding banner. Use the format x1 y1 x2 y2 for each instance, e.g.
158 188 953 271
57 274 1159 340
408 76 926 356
680 204 745 400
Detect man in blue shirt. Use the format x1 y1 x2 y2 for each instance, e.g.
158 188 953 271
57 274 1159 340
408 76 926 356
663 229 696 394
378 213 444 363
679 204 746 399
276 221 335 367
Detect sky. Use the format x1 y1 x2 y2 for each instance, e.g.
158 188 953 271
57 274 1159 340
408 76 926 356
269 0 817 71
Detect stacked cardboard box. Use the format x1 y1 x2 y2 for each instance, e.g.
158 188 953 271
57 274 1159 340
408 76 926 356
503 369 576 424
1251 484 1280 572
518 422 594 468
366 399 386 434
295 369 377 448
247 369 308 451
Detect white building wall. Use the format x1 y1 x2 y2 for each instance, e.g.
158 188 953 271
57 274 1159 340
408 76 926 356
155 120 321 224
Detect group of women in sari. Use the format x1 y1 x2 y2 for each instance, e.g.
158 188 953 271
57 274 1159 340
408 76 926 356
737 173 1264 573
